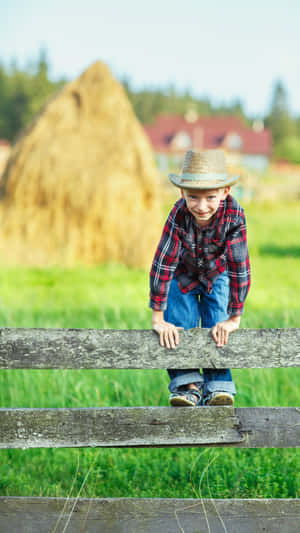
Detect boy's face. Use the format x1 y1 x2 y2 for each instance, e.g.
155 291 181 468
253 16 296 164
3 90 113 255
181 187 230 225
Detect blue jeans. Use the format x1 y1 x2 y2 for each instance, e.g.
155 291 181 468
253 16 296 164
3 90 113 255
164 272 236 396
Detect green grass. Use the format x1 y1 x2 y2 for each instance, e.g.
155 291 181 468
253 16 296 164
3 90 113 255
0 200 299 499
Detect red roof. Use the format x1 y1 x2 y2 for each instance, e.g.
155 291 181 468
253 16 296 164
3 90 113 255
144 114 272 156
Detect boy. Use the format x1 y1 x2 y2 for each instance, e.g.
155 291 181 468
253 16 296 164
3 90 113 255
149 149 250 407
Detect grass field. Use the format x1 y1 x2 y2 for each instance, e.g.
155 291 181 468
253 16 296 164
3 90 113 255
0 200 299 499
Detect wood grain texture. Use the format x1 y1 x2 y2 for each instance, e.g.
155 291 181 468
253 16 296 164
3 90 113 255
0 407 299 449
0 327 300 369
0 497 299 533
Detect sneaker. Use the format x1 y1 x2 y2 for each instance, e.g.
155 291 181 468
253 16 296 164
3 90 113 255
169 388 202 407
203 391 234 406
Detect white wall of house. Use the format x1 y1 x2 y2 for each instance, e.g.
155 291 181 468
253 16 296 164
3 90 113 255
156 153 184 172
156 154 169 172
241 154 269 172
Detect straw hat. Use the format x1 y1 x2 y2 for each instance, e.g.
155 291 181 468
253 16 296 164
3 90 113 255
169 149 239 189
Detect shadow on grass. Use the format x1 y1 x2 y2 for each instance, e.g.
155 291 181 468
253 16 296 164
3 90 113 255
259 244 300 258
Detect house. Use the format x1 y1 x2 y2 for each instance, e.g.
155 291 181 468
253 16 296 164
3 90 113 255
144 114 272 172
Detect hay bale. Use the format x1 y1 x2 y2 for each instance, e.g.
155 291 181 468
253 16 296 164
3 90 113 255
0 61 162 268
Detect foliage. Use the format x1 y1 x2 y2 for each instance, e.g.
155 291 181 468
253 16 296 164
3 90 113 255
0 49 65 141
123 79 248 125
265 79 297 148
274 135 300 164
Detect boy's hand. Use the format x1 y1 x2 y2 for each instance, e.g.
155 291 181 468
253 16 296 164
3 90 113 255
211 316 240 347
152 320 183 349
152 311 183 349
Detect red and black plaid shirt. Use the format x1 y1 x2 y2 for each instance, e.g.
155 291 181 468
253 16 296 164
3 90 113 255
149 195 251 316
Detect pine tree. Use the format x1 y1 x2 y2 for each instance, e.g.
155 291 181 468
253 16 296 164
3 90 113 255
265 80 295 145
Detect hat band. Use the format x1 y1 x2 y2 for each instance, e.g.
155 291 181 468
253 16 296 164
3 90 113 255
180 172 228 181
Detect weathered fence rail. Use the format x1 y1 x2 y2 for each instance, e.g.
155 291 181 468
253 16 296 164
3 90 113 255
1 497 299 533
0 327 299 532
0 327 299 368
0 407 299 449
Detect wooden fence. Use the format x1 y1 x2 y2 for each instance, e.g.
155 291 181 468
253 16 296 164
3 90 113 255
0 327 299 532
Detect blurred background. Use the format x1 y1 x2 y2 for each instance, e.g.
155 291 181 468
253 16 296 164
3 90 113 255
1 1 300 197
0 0 299 502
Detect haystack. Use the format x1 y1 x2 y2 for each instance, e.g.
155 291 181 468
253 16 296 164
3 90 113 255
0 61 162 268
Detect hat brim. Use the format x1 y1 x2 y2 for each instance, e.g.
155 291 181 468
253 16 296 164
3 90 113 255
168 173 239 189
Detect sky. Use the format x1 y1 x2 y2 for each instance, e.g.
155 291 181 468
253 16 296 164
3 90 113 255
1 0 300 117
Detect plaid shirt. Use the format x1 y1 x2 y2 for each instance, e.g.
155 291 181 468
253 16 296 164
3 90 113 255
149 195 251 316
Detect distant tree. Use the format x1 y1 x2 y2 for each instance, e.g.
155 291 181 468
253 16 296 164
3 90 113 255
0 64 9 135
265 80 296 145
121 82 234 124
5 65 34 138
119 76 250 125
28 48 60 116
0 49 65 142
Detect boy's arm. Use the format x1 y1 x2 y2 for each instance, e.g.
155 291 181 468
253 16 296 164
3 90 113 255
210 210 250 347
149 202 182 311
226 211 251 317
150 202 184 349
152 310 183 349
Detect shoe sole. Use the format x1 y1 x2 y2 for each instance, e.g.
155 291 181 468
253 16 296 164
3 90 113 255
170 396 196 407
206 393 234 406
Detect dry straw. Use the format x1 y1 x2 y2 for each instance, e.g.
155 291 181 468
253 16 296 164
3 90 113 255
0 61 162 267
169 149 239 189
